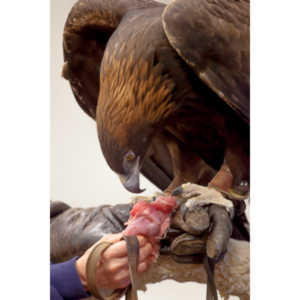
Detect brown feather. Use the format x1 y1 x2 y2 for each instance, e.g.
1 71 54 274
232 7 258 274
97 53 176 147
63 0 249 197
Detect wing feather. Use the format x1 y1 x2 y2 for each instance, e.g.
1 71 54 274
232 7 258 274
63 0 163 119
163 0 250 122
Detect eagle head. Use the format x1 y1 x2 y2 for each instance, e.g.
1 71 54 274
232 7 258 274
97 122 155 193
96 55 175 193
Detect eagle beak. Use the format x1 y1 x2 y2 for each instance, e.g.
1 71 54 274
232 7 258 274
119 172 145 193
119 157 145 193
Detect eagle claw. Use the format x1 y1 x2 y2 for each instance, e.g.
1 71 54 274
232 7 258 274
173 183 234 218
170 183 234 263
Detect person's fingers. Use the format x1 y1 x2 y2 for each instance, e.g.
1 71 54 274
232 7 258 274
102 240 127 259
139 242 153 262
110 262 149 288
117 277 131 289
109 262 150 289
96 262 131 288
103 256 129 273
103 235 148 259
136 235 148 247
112 267 130 283
137 261 149 273
96 241 154 290
85 232 123 257
103 241 153 272
100 232 123 244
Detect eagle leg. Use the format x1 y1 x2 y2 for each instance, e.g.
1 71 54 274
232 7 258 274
164 137 205 194
208 162 249 201
208 162 233 193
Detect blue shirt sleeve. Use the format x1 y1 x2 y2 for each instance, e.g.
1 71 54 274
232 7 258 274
50 257 91 300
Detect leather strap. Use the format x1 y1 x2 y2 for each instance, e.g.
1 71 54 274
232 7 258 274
86 241 114 299
123 235 140 300
204 256 218 300
86 236 217 300
86 236 140 300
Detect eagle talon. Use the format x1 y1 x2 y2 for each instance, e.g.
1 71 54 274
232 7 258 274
173 183 235 219
170 204 233 265
180 204 188 222
172 186 184 196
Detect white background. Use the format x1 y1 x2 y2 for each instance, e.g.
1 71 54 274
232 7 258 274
1 0 300 299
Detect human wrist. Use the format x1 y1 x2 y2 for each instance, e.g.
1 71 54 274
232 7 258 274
75 255 89 292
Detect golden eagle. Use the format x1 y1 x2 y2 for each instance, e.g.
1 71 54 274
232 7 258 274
62 0 249 200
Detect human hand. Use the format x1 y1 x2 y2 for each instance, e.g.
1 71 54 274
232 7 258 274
75 233 153 291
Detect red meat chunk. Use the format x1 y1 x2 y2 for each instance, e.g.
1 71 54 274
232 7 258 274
123 194 177 260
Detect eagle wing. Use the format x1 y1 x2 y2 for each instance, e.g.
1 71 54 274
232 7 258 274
62 0 164 119
163 0 250 123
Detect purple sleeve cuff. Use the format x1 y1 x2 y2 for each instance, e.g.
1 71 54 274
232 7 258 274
51 257 90 300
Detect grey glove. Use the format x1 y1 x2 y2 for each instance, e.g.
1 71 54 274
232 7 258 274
167 183 234 263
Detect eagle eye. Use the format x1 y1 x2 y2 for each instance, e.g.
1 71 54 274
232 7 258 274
125 151 136 162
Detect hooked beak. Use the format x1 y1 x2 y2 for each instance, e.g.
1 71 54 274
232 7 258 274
119 157 145 193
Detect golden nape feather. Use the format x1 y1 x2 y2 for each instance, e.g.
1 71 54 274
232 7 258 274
97 51 176 147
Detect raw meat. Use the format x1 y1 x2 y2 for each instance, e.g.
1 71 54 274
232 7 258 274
123 194 177 260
